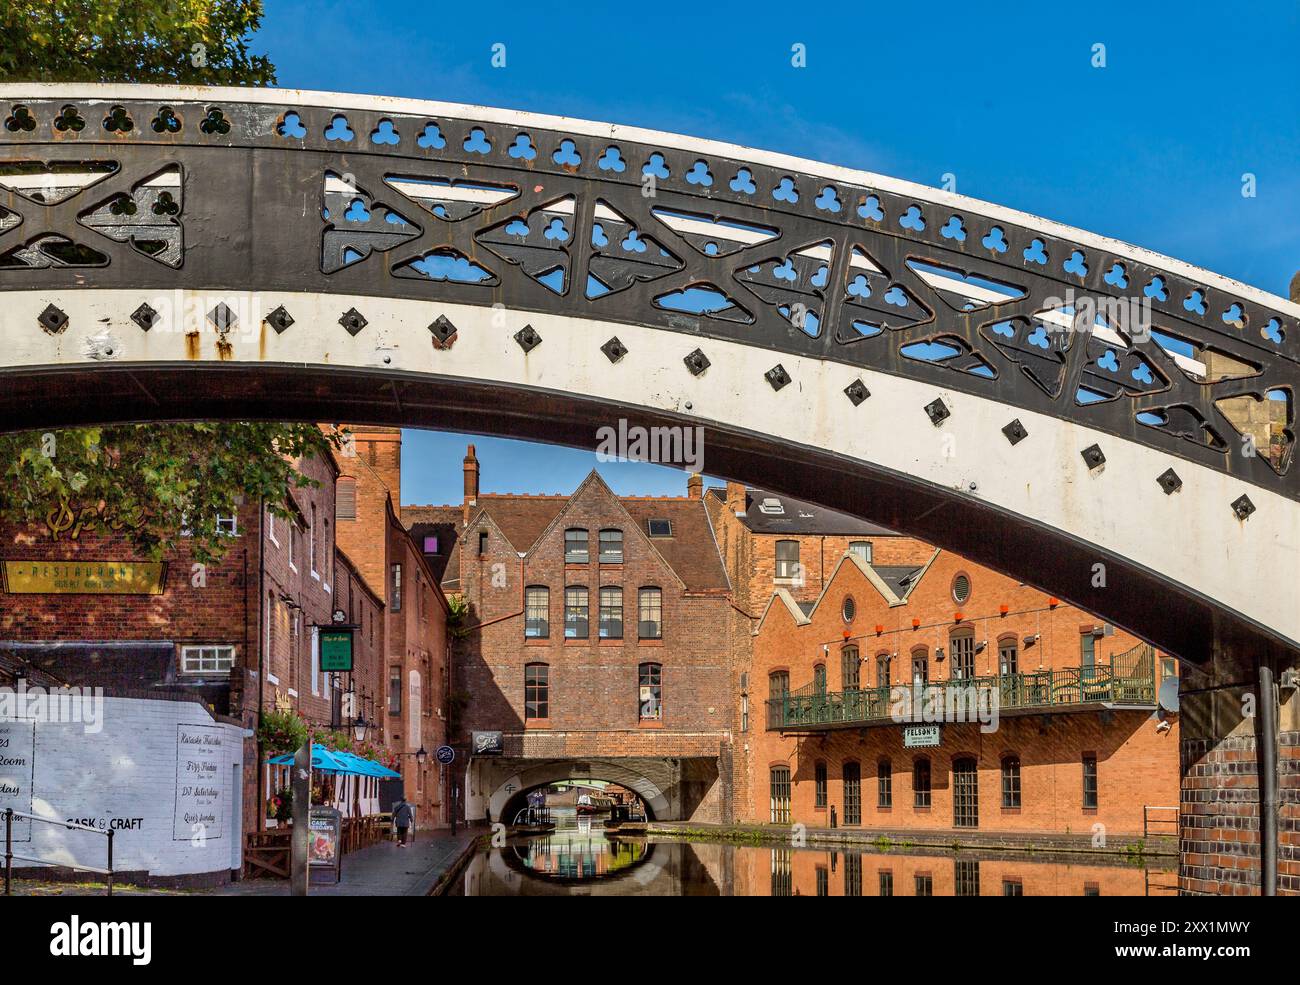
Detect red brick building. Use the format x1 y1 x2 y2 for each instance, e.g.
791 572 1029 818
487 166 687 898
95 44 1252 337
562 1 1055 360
404 448 743 824
744 546 1179 841
704 483 1179 845
333 427 453 827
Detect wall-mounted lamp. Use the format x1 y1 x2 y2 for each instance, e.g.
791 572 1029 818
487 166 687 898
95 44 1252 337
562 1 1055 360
1023 634 1040 647
974 640 987 654
934 646 945 663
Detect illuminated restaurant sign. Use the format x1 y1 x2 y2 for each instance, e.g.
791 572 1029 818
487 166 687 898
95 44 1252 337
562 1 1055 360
1 560 167 595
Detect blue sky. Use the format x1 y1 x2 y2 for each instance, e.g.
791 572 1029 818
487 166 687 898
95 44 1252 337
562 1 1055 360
256 0 1300 505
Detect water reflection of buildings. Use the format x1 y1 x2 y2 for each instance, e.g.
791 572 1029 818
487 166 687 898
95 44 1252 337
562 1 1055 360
739 846 1179 897
514 815 650 880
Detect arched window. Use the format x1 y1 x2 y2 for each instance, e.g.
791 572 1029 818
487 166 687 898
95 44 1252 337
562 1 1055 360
769 671 789 701
564 586 589 639
913 757 932 808
598 586 623 638
564 528 589 563
524 586 549 638
950 629 976 680
638 587 663 639
813 663 827 695
849 540 872 563
638 662 662 721
843 761 862 825
524 663 549 721
1001 755 1022 809
768 671 789 730
998 637 1019 676
841 646 860 691
910 646 929 685
877 758 892 808
814 760 828 808
953 757 979 828
876 652 891 688
598 528 624 563
770 766 791 823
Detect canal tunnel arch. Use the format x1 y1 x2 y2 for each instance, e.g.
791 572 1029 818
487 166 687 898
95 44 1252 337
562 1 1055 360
0 82 1296 673
486 761 670 823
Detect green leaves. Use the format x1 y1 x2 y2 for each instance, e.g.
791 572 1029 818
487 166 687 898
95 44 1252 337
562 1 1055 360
0 423 342 565
0 1 276 86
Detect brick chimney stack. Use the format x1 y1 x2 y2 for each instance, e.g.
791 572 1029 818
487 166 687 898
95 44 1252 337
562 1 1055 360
687 473 702 499
726 481 747 517
463 444 480 524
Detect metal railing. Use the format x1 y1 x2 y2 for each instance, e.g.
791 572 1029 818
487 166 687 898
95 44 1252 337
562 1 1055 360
766 651 1157 731
3 807 114 896
1143 805 1179 839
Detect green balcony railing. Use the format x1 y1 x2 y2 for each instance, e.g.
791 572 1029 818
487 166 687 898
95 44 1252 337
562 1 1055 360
765 645 1157 731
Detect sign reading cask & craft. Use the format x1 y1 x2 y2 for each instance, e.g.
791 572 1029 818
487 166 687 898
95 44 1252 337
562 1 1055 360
173 724 225 841
2 560 167 595
0 720 35 842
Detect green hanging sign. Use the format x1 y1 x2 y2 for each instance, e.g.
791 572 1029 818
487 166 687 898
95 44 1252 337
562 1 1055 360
320 628 354 672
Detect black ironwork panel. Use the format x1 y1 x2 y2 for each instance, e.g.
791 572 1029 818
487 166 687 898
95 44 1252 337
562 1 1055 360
0 91 1294 498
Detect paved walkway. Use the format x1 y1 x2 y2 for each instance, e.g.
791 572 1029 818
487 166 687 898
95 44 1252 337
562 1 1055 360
209 829 479 896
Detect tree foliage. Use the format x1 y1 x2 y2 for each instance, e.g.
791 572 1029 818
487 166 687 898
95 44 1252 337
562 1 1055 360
0 424 343 564
0 0 275 85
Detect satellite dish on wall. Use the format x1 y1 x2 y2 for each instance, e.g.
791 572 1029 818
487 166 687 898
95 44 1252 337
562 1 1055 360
1158 677 1180 713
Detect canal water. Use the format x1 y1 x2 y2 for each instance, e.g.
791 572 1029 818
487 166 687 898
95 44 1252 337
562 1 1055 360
451 808 1177 896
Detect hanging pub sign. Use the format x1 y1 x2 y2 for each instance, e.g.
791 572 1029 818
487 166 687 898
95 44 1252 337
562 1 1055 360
319 628 355 673
2 560 167 595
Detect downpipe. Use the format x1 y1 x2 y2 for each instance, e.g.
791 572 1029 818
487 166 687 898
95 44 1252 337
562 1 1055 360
1257 659 1278 896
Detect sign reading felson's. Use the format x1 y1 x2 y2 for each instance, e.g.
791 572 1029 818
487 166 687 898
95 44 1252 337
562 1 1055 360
319 628 354 672
2 560 167 595
903 725 942 748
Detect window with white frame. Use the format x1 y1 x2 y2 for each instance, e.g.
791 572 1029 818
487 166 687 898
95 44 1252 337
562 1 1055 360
181 645 236 674
216 515 238 536
288 522 300 570
266 504 278 545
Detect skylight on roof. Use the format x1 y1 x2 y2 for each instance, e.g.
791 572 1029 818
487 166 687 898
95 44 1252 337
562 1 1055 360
758 497 784 515
647 518 672 537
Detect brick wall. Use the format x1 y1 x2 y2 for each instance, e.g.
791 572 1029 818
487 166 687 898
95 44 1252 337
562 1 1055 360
335 434 452 826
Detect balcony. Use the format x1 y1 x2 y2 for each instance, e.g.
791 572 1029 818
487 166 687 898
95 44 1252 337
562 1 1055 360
765 645 1157 732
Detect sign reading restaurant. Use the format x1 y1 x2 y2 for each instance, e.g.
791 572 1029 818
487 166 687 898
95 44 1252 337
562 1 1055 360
1 560 167 595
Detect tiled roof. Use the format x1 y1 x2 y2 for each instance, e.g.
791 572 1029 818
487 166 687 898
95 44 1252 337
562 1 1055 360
622 497 730 592
404 482 729 593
